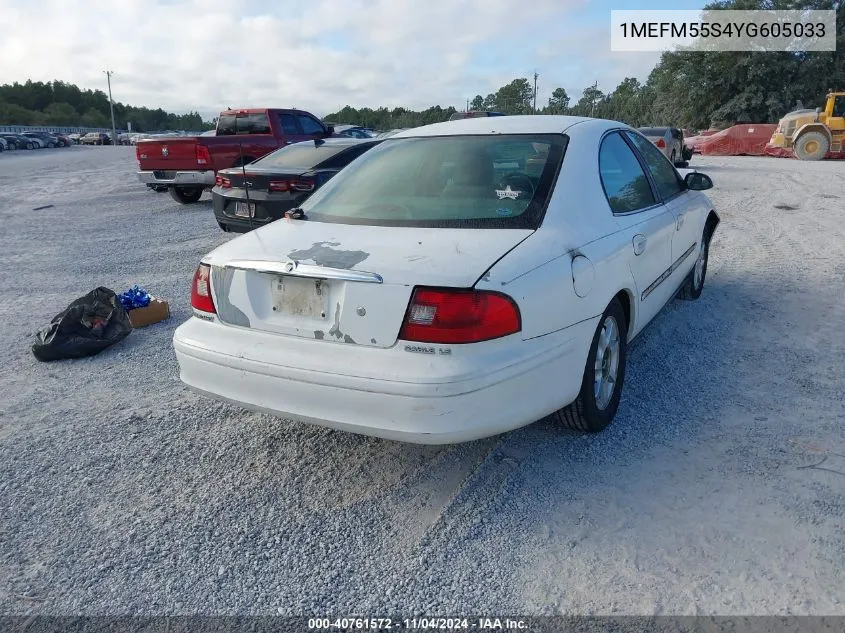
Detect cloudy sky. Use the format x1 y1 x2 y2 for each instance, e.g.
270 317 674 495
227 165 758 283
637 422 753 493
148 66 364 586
0 0 703 120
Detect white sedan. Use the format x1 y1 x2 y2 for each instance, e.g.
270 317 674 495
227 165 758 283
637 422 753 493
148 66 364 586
173 115 718 444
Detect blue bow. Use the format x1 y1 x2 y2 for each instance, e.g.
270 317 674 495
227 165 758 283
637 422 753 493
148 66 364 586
117 285 152 310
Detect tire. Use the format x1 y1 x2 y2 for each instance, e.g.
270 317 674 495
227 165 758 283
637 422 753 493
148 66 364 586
679 230 710 301
682 146 693 161
793 131 829 161
169 186 204 204
27 143 34 150
554 298 628 433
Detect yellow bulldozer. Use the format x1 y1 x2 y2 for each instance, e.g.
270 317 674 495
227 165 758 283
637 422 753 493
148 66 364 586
768 92 845 160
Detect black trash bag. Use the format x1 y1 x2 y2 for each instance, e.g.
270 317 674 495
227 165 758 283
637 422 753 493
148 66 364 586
32 287 133 362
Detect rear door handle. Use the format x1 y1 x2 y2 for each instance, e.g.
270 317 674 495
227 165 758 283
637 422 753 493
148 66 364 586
632 234 647 256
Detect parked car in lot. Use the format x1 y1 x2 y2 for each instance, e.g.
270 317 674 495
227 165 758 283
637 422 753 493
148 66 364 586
1 134 34 149
638 127 686 165
212 138 382 233
136 107 334 204
80 132 111 145
54 134 73 147
173 115 719 444
333 125 377 139
0 137 6 152
22 131 61 148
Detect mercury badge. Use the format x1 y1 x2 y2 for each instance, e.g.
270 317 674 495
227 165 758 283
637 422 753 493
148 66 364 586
161 145 169 157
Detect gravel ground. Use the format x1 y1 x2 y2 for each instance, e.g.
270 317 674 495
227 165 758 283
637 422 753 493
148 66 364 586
0 146 843 616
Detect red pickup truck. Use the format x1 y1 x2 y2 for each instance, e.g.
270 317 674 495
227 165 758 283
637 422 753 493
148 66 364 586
136 108 334 204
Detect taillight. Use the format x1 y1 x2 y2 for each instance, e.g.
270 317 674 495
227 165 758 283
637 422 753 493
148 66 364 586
215 175 231 188
191 264 216 314
196 145 211 166
399 287 521 344
656 138 666 148
269 178 315 193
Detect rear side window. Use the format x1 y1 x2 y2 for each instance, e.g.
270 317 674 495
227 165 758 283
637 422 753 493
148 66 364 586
298 134 567 229
624 131 685 200
638 127 667 137
599 132 656 213
278 113 299 134
216 113 271 136
296 115 325 135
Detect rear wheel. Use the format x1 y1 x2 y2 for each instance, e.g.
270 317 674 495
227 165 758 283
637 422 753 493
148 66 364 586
793 131 829 161
169 185 204 204
554 298 628 433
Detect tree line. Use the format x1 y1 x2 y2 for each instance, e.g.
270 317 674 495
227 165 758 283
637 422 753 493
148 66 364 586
0 80 210 131
3 0 841 133
327 0 845 131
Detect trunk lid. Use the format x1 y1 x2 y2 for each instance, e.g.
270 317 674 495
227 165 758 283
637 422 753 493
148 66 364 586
204 222 532 348
137 137 201 171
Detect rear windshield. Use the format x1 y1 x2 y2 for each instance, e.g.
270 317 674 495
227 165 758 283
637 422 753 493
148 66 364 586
216 113 271 136
638 127 668 137
253 143 362 169
299 134 567 229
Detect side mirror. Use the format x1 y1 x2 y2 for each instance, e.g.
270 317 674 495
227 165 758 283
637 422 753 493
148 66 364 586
815 107 822 114
684 171 713 191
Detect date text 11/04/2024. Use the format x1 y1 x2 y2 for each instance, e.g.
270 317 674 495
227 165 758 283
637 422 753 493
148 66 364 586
308 617 528 630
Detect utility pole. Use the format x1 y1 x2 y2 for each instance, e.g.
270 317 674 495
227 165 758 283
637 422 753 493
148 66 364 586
466 98 470 112
590 80 598 117
533 72 539 115
103 70 117 146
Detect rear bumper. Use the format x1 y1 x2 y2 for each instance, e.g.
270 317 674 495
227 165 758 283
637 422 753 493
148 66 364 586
137 170 216 186
172 316 596 444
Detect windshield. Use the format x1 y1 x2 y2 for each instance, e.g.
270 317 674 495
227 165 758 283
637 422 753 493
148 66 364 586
299 134 567 229
252 143 360 170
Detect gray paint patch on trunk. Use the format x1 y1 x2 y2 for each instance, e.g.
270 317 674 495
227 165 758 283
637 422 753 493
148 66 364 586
288 241 369 269
211 266 251 328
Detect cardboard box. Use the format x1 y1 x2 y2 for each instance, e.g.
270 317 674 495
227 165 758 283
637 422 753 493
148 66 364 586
128 298 170 328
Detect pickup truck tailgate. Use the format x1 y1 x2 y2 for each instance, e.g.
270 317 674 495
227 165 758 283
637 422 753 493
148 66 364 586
136 138 202 171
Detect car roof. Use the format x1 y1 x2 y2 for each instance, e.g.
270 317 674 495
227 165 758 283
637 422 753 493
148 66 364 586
389 115 613 138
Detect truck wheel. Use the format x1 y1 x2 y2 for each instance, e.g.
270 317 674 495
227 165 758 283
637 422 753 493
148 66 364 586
169 186 204 204
794 131 829 161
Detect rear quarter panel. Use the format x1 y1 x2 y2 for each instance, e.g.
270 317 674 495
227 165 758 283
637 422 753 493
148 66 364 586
476 119 638 341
